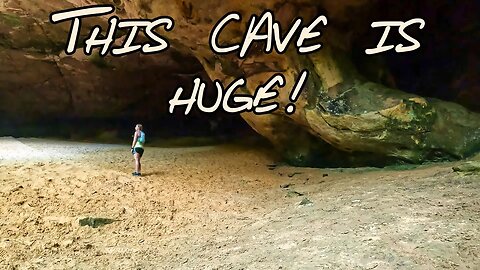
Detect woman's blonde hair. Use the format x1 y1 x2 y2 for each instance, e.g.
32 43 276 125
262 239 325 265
136 124 143 130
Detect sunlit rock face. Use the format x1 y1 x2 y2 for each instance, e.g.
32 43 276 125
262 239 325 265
0 0 478 166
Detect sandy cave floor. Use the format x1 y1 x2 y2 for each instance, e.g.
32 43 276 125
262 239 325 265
0 137 479 269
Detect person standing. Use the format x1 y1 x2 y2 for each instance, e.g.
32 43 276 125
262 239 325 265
131 124 145 176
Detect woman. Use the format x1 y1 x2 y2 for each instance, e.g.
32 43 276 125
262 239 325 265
131 124 145 176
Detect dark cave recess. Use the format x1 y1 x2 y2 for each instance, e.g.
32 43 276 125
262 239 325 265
350 0 479 112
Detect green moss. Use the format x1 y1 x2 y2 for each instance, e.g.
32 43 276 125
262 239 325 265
89 53 113 69
0 30 65 53
0 13 22 27
13 37 64 53
49 41 67 53
453 161 480 174
385 99 436 132
0 37 12 48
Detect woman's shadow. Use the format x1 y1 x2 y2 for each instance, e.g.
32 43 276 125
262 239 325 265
141 171 166 177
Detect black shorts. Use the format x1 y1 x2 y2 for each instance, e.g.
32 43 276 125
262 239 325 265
133 147 144 157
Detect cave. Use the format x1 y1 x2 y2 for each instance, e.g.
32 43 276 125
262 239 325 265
0 0 478 167
1 1 480 268
0 47 254 142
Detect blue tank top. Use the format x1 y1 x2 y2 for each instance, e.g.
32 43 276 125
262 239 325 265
135 131 145 148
